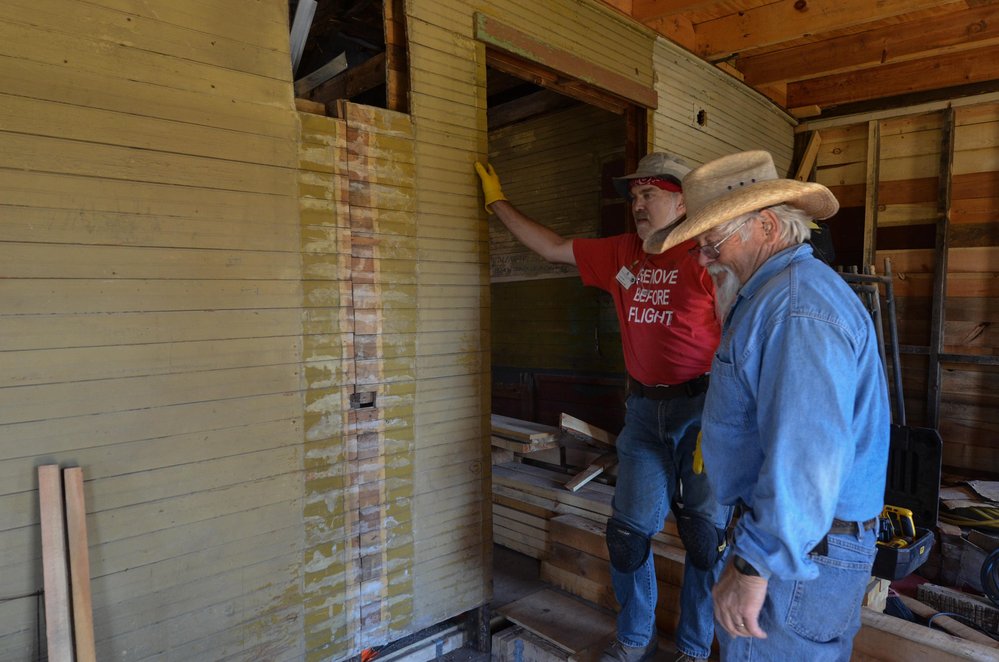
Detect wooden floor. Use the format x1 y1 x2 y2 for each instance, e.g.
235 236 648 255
491 544 692 661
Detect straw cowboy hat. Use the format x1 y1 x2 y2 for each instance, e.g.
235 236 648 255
643 150 839 254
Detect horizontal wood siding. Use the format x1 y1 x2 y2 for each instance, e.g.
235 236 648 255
405 0 658 633
489 104 625 281
652 38 795 170
0 0 305 660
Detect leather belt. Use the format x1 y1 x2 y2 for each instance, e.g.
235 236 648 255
811 517 878 556
627 374 709 400
727 508 877 558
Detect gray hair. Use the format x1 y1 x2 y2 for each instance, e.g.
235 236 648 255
715 204 813 246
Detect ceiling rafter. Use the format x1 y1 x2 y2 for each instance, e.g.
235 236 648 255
602 0 999 117
692 0 969 61
739 4 999 87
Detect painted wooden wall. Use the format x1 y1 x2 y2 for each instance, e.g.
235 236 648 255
0 0 306 659
404 0 662 634
807 97 999 476
0 0 800 660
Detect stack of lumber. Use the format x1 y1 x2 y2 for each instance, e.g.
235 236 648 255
491 414 560 454
491 460 687 634
490 414 561 466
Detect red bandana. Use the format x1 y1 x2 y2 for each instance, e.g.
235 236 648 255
631 177 681 193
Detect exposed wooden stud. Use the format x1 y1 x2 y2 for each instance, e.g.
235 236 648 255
38 464 73 662
63 467 97 662
790 105 822 120
384 0 409 112
927 106 955 429
793 131 822 182
863 121 881 268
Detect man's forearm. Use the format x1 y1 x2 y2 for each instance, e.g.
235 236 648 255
490 200 576 265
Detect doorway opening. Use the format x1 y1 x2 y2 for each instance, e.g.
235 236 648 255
483 50 649 573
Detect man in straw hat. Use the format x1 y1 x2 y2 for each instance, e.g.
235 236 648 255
645 150 890 660
476 154 730 662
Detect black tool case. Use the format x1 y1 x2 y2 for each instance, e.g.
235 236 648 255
872 528 935 580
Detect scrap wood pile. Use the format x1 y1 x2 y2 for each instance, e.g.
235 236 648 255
489 413 687 636
910 479 999 646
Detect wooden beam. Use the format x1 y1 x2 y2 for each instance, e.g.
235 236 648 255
632 0 720 21
294 52 348 97
739 4 999 87
796 91 999 132
927 107 955 429
863 121 881 268
855 609 999 661
64 467 96 662
39 465 73 662
308 52 387 106
694 0 965 61
786 45 999 110
487 49 630 116
896 595 999 648
645 13 695 51
475 13 657 109
384 0 409 112
487 88 578 128
793 131 821 182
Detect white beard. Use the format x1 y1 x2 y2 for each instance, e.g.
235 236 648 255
708 264 742 322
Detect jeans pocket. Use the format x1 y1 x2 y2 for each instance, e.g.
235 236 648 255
785 536 875 642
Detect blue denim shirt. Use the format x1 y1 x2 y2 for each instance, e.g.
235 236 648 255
702 243 890 581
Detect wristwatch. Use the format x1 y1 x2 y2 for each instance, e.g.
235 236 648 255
732 555 760 577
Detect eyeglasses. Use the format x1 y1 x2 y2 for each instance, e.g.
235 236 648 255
688 219 750 259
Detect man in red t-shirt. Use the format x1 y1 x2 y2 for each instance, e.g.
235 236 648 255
476 154 730 662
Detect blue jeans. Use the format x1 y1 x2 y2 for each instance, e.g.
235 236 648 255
717 529 878 661
611 392 731 658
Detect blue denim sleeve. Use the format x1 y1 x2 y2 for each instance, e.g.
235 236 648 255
733 313 861 581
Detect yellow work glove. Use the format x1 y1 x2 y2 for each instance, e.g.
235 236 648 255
693 431 704 475
474 161 507 212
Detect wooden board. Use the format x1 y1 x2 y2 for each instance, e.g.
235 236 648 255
63 467 97 662
853 609 999 662
492 625 573 662
564 453 617 492
559 414 617 448
38 465 72 662
917 583 999 635
492 414 560 442
497 589 616 655
491 435 560 454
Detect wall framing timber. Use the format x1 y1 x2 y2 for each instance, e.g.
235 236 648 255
801 98 999 476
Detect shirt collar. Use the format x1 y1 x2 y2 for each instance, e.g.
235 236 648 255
737 242 814 302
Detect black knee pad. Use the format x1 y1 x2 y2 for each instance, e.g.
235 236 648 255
674 505 727 571
605 518 651 573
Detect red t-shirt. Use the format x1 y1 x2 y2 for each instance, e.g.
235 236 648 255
573 234 720 386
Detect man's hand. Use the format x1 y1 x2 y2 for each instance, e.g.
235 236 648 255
474 162 508 211
713 559 768 639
